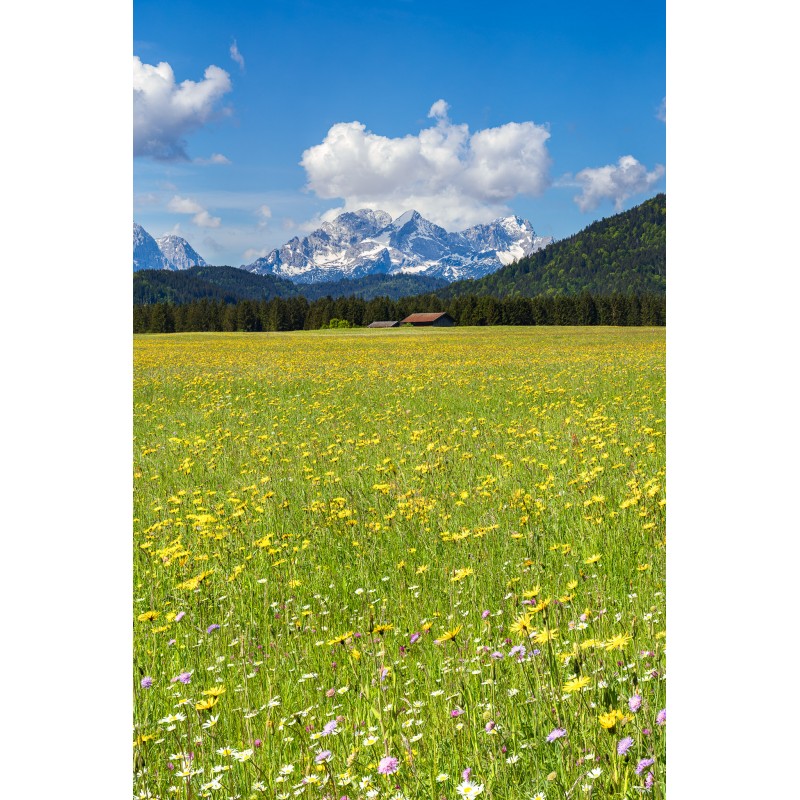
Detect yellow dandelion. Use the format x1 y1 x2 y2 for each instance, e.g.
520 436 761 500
202 685 226 697
534 626 558 644
137 610 159 622
563 675 592 693
327 631 355 646
434 625 462 644
584 554 601 565
605 632 632 651
522 585 541 599
598 709 625 730
373 623 394 636
195 696 218 711
416 564 429 574
509 613 534 637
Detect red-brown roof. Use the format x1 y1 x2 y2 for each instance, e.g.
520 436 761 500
400 312 451 323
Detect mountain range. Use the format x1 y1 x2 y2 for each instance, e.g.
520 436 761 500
133 209 551 283
133 223 207 271
244 209 552 283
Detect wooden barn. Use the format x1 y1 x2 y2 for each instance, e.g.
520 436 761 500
367 320 399 328
399 312 455 327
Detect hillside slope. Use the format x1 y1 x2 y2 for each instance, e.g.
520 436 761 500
440 194 665 299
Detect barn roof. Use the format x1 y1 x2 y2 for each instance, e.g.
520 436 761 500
400 312 452 323
367 321 399 328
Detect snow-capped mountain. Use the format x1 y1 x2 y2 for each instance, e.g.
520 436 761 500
243 209 552 283
133 223 207 271
133 223 171 271
156 234 207 270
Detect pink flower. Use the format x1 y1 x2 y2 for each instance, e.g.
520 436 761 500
377 756 399 775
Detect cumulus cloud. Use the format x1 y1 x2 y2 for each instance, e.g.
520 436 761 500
230 40 245 72
167 195 221 228
300 101 552 229
133 57 232 161
572 156 664 212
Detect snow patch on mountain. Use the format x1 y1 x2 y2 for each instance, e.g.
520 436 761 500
156 234 207 270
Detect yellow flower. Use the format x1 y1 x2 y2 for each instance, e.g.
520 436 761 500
195 696 218 711
202 685 226 697
605 632 632 651
530 598 551 615
637 563 650 571
598 709 624 729
450 567 474 582
434 625 462 644
522 585 541 599
563 675 591 693
137 610 159 622
327 631 355 646
509 613 533 637
416 564 429 574
373 623 394 636
349 648 361 660
534 626 558 644
584 554 601 564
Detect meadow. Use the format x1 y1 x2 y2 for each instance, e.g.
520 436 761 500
133 326 665 800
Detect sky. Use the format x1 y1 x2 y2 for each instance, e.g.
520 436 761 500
134 0 665 266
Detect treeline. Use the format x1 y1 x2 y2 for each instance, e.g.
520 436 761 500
134 292 665 333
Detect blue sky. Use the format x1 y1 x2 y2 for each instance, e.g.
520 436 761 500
134 0 665 266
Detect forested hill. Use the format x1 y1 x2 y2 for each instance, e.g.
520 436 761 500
133 266 447 304
439 194 666 299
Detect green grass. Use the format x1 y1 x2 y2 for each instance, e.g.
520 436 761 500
133 326 666 800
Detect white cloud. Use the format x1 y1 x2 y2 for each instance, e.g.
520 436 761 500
657 97 666 123
230 40 245 72
300 102 552 229
572 156 665 212
167 195 221 228
133 57 232 161
243 246 270 261
194 153 231 165
428 99 449 120
256 204 272 229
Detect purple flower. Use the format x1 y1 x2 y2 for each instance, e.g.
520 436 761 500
167 639 176 647
174 611 185 622
254 739 262 748
645 771 655 789
617 736 634 755
409 632 421 645
484 721 496 733
635 758 655 775
140 676 153 689
547 727 567 743
642 728 652 736
509 645 526 658
172 671 192 685
322 719 338 736
206 624 220 634
490 651 504 660
450 707 465 717
628 694 642 713
462 768 471 781
656 708 666 726
377 756 399 775
481 610 491 619
314 749 332 764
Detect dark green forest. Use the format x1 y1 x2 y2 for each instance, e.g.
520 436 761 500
134 291 664 333
134 267 447 305
441 194 665 299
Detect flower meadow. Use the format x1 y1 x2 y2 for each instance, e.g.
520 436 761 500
133 326 665 800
